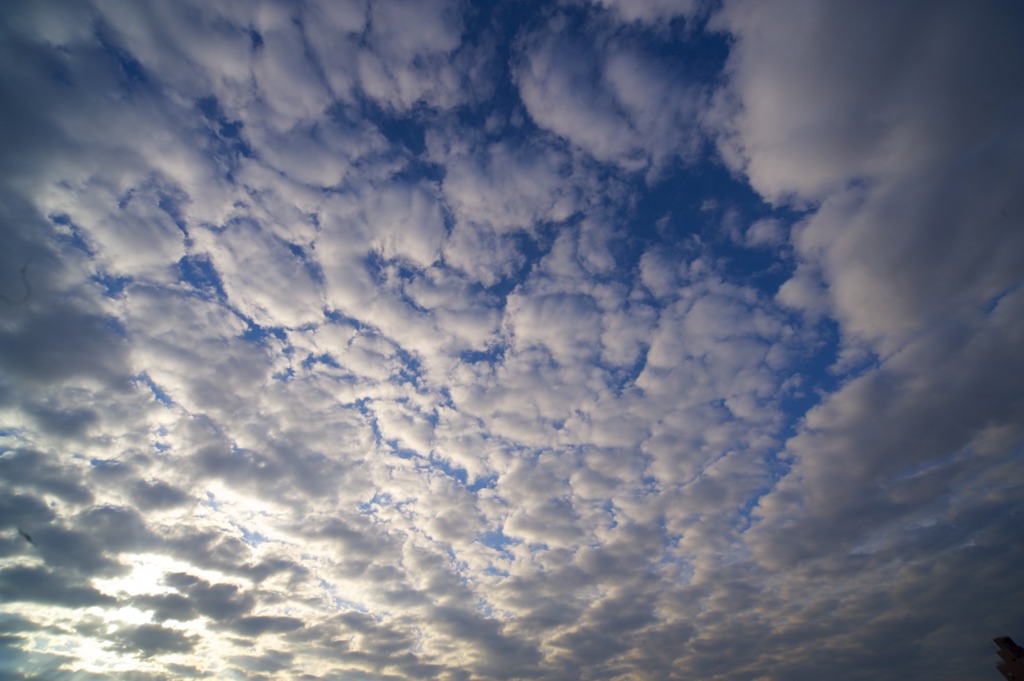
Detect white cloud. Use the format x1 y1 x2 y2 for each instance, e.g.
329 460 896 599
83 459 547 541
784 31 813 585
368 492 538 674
515 17 703 172
506 291 602 365
744 217 784 249
710 0 1024 354
357 0 466 111
2 1 1022 679
589 0 701 25
195 220 324 329
441 139 580 235
700 3 1024 673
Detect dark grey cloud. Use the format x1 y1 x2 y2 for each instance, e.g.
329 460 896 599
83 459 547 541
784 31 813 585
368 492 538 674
160 528 300 582
132 593 197 623
0 565 114 607
0 493 56 533
228 649 294 675
0 449 93 506
110 623 199 658
164 572 256 621
128 478 192 511
232 615 305 637
26 524 126 578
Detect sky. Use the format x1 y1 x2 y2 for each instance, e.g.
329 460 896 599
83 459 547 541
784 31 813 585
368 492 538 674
1 1 1023 679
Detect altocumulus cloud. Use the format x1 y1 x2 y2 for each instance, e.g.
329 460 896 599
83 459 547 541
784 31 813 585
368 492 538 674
1 1 1022 679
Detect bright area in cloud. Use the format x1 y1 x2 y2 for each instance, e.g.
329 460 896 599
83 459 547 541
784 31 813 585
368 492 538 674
1 1 1022 679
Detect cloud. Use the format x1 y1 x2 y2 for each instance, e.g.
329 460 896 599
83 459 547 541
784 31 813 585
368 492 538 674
195 218 324 329
697 2 1024 674
357 0 466 111
706 0 1024 559
709 0 1024 353
110 623 199 658
750 288 1024 568
232 615 305 637
514 13 704 173
0 566 115 608
1 1 1022 679
588 0 701 25
743 217 784 249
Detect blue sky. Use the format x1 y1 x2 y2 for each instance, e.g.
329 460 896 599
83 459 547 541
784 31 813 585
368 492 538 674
1 1 1023 679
